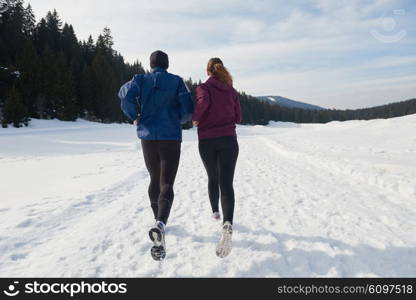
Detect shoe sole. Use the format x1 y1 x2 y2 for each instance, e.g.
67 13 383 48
149 228 163 246
216 231 232 258
149 227 166 261
151 245 166 261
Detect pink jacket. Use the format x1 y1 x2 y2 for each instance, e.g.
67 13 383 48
193 76 242 140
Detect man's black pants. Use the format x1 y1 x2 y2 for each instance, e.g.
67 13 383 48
141 140 181 225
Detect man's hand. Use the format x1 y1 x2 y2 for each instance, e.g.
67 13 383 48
133 120 138 126
193 121 199 127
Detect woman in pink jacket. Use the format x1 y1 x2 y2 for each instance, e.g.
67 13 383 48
193 58 242 258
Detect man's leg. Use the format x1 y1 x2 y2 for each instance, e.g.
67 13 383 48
157 141 181 225
141 140 161 220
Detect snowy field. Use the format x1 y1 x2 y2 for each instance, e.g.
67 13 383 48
0 115 415 277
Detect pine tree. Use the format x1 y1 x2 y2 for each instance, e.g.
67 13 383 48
0 35 8 65
79 65 95 119
54 51 78 121
22 4 35 36
92 52 117 122
82 35 95 65
40 47 57 118
62 23 78 63
96 27 114 55
0 0 25 63
34 18 48 54
17 40 39 116
2 85 28 127
45 9 62 52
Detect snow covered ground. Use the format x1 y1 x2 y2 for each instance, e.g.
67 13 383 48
0 115 415 277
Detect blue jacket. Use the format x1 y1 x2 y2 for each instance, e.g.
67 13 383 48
119 68 194 141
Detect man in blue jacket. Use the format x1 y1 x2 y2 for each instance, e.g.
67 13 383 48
119 50 193 261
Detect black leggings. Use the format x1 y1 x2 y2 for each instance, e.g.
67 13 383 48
141 140 181 225
198 136 239 224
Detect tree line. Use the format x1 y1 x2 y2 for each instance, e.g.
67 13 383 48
185 81 416 126
0 0 144 127
1 1 415 128
236 94 416 125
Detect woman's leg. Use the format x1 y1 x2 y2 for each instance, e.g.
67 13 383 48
218 137 239 224
199 140 220 213
141 140 161 220
157 141 181 225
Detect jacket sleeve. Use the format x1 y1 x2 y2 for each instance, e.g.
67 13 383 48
235 93 242 124
193 85 210 122
118 75 141 121
177 78 194 124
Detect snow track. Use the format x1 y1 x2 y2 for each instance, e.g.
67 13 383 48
0 116 415 277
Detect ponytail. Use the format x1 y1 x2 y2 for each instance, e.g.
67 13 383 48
207 58 233 86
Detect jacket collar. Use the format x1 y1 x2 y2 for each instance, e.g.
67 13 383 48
151 67 168 73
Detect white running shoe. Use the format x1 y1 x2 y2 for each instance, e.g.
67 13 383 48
149 221 166 261
216 221 233 258
212 212 221 221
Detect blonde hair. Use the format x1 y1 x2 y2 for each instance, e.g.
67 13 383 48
207 58 233 86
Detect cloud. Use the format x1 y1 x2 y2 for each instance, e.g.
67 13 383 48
27 0 416 109
360 56 416 69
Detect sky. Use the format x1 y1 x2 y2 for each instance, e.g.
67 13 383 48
26 0 416 109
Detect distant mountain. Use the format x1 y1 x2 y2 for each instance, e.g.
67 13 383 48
257 96 325 110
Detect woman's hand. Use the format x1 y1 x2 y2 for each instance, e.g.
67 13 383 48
193 121 200 127
133 120 138 126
